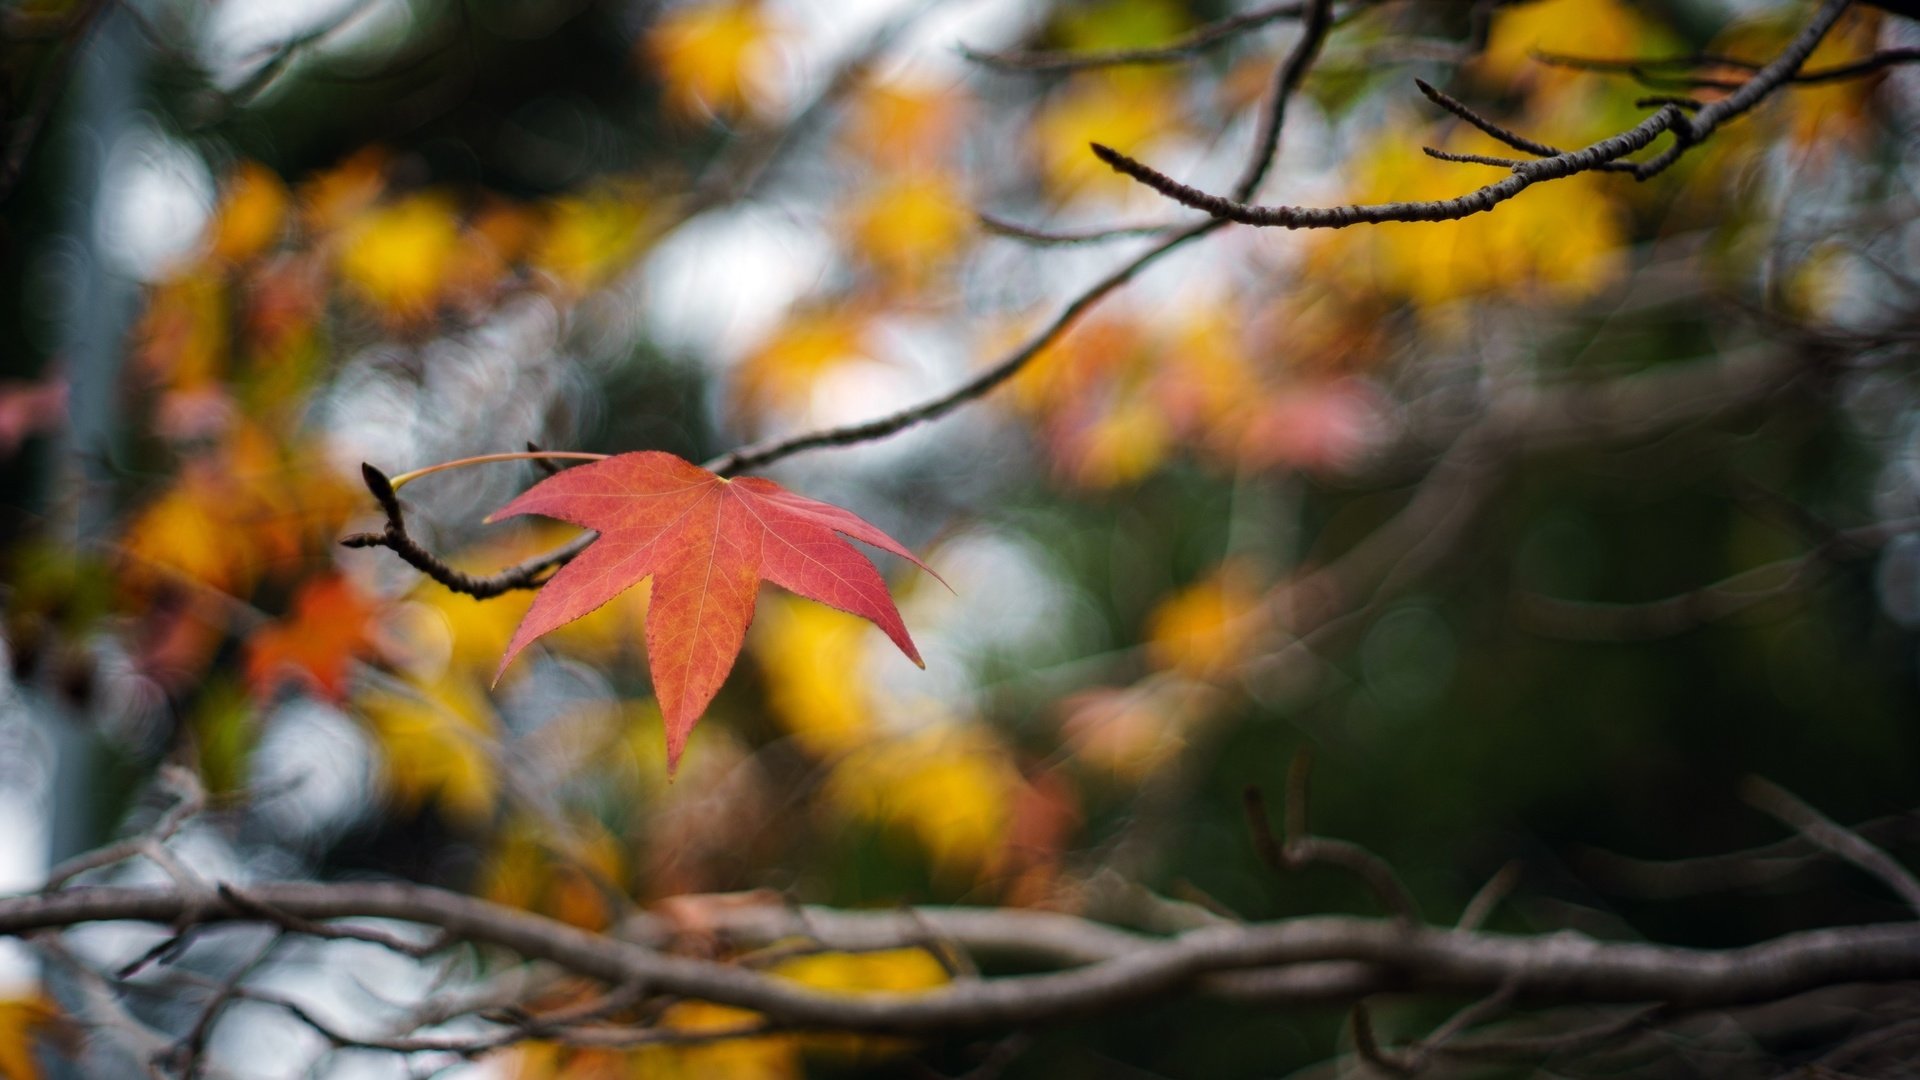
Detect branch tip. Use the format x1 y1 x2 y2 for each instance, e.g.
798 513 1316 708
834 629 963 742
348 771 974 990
360 462 396 504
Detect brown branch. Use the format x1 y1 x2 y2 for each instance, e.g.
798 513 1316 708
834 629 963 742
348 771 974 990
976 212 1186 246
1743 777 1920 919
171 931 284 1079
1577 811 1920 900
1534 46 1920 91
1458 862 1522 933
1093 104 1684 227
215 883 451 959
1434 1004 1669 1061
704 0 1340 477
16 881 1920 1036
1245 783 1423 923
340 462 591 599
1413 77 1640 172
1516 516 1920 642
1231 0 1336 200
700 218 1224 476
1098 0 1854 225
44 766 204 888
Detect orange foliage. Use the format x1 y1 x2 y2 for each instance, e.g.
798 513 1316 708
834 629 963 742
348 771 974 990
244 574 382 701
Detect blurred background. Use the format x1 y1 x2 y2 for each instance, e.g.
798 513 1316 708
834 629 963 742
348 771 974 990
3 0 1920 1074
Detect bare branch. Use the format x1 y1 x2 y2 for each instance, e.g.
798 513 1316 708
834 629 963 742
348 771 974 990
1517 517 1920 642
1413 77 1638 172
1534 45 1920 91
1093 105 1684 227
215 883 451 959
171 931 284 1079
44 765 204 888
977 212 1185 246
1232 0 1335 199
339 462 591 599
1578 811 1920 900
1245 783 1422 923
1099 0 1854 224
1458 862 1522 933
1743 777 1920 919
8 869 1920 1040
701 219 1223 476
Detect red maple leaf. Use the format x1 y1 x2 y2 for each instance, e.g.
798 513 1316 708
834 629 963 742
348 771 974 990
489 451 935 769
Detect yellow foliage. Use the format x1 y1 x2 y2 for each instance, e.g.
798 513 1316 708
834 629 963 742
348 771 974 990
299 147 390 235
1154 305 1266 437
1054 0 1189 56
122 469 258 596
752 596 876 756
1708 9 1885 158
358 673 499 825
772 946 949 995
1145 561 1267 678
1004 313 1183 486
479 814 627 930
1068 396 1174 489
1031 72 1182 200
338 193 462 324
646 0 781 122
208 161 290 264
532 186 653 293
627 1001 798 1079
846 172 971 291
1307 118 1628 309
755 596 1016 878
1009 312 1138 414
773 948 949 1060
733 309 873 419
1476 0 1660 89
826 728 1019 880
0 994 71 1080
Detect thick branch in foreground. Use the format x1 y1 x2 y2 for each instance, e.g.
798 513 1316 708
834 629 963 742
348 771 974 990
10 882 1920 1036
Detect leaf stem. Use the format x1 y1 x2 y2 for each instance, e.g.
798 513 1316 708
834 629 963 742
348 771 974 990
388 451 611 491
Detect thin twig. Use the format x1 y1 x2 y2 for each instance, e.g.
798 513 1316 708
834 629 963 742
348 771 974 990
1517 516 1920 642
216 883 452 958
1534 45 1920 90
1413 77 1637 171
702 218 1223 476
1457 861 1521 932
1098 0 1854 224
172 930 286 1078
339 463 590 599
1743 777 1920 919
977 212 1184 246
1244 781 1422 923
1231 0 1336 199
44 765 205 888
